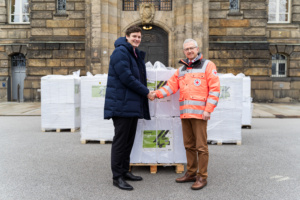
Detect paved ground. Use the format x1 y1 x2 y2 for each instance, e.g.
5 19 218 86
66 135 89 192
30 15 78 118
0 101 300 118
0 102 41 116
0 117 300 200
0 102 299 199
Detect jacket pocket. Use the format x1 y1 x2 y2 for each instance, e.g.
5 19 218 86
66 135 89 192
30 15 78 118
190 74 207 101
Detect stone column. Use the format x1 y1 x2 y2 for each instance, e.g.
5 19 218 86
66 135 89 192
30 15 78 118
100 0 109 74
85 0 92 72
185 0 193 39
174 0 209 67
193 0 209 58
90 0 102 74
106 0 119 73
0 0 6 24
174 0 186 66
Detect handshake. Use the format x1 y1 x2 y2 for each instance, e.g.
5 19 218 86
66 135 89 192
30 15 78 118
147 91 157 101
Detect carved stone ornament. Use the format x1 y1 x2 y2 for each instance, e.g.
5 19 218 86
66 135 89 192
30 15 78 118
139 3 155 24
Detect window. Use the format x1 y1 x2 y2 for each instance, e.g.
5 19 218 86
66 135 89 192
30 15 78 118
272 54 287 77
57 0 67 14
229 0 239 11
123 0 172 11
268 0 291 23
9 0 30 23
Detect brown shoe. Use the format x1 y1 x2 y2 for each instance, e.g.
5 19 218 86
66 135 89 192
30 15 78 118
175 172 196 183
191 176 207 190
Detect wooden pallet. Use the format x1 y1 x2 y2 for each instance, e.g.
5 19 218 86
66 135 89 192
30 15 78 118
242 125 251 129
130 163 184 174
80 139 112 144
42 128 79 133
208 140 242 145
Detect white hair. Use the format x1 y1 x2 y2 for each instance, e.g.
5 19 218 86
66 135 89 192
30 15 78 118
183 39 198 49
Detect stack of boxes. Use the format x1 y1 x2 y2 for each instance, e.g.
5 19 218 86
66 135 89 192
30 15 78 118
40 62 252 163
130 62 186 164
80 74 114 142
238 74 253 127
41 75 81 130
207 74 243 143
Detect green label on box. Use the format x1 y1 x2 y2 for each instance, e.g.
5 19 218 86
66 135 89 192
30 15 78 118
75 107 80 116
147 80 167 91
220 86 231 100
143 130 172 150
92 85 106 97
156 81 167 90
74 84 80 94
147 81 156 91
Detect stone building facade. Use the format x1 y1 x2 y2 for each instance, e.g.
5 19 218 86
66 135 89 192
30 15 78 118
0 0 86 101
0 0 300 102
209 0 300 102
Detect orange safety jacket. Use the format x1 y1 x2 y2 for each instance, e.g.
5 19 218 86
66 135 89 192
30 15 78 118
155 53 220 119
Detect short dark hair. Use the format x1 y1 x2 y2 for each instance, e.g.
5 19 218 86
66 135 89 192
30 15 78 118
125 26 142 36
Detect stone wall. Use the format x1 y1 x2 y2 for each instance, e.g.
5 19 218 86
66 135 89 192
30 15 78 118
209 0 269 75
252 44 300 102
209 0 300 102
30 0 85 41
1 0 300 102
0 0 31 101
24 43 85 101
24 0 86 101
0 0 6 24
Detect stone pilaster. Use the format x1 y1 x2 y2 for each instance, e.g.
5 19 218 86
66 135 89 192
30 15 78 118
0 0 6 24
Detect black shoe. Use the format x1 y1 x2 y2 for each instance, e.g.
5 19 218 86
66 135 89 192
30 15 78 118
113 177 133 190
123 172 143 181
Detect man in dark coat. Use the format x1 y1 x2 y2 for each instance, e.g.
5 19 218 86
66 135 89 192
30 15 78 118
104 26 155 191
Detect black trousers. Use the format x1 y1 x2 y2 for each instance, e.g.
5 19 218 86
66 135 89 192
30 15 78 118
111 117 138 180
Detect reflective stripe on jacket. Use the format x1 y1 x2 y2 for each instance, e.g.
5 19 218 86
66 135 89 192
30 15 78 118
155 54 220 119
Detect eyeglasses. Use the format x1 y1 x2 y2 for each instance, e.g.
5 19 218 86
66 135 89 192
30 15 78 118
183 47 197 52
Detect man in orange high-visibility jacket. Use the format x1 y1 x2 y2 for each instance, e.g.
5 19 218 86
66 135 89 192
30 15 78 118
154 39 220 190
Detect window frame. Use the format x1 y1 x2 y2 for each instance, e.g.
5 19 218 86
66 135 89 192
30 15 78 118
8 0 30 24
271 54 287 77
268 0 292 24
123 0 172 11
56 0 67 14
229 0 239 12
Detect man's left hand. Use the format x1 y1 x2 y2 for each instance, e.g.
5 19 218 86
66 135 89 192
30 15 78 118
147 91 156 101
203 111 211 120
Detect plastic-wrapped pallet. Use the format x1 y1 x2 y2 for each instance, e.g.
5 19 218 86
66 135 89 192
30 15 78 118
216 74 244 110
173 117 187 163
80 74 114 142
146 61 179 117
237 73 252 126
172 90 180 117
208 108 242 143
207 74 243 143
130 117 186 164
130 120 144 163
41 75 80 130
242 100 253 126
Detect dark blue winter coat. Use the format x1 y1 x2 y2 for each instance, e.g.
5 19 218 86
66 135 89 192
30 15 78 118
104 37 150 120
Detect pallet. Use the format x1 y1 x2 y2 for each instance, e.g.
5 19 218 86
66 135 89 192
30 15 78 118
208 140 242 145
42 128 79 133
130 163 184 174
242 125 251 129
80 139 113 144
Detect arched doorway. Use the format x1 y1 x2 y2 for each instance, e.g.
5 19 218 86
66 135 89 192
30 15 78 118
11 54 26 102
138 25 168 66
